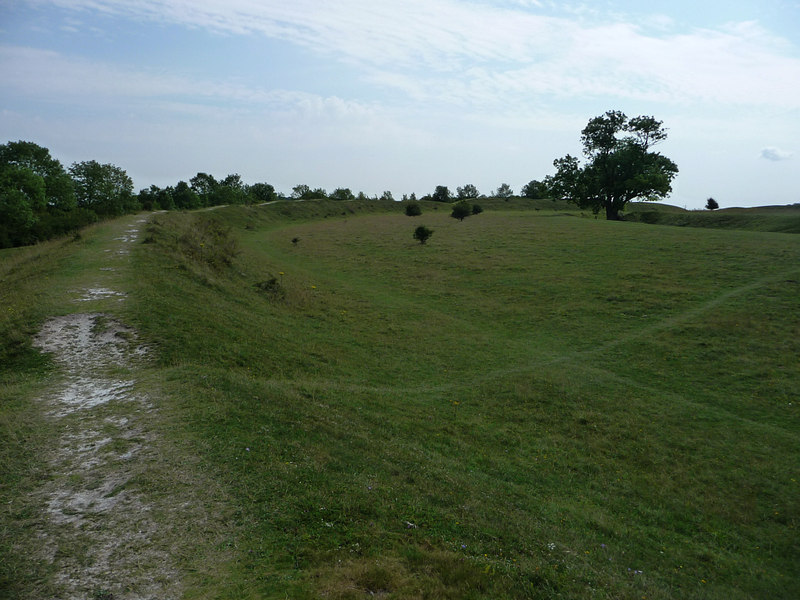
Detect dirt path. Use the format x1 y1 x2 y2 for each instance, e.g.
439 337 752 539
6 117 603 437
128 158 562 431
32 312 179 599
22 217 228 599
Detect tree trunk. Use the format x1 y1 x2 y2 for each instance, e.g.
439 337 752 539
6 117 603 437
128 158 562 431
605 203 622 220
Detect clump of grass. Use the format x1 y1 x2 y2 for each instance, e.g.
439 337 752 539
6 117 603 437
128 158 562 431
254 273 286 300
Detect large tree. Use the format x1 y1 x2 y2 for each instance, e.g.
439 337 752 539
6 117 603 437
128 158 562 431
0 140 75 212
0 165 46 247
549 111 678 220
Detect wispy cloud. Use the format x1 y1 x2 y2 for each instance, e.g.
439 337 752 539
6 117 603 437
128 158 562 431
37 0 800 110
0 45 378 119
760 146 793 161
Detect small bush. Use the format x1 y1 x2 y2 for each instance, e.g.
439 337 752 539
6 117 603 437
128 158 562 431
255 274 285 300
471 204 483 215
413 225 433 244
404 202 422 217
451 201 471 221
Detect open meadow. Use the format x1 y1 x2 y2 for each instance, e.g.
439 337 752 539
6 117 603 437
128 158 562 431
2 200 798 598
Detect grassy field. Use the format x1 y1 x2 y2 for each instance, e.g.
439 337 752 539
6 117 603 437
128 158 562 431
2 200 799 598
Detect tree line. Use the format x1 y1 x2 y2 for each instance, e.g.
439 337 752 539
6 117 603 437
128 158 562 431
2 111 680 248
0 140 545 249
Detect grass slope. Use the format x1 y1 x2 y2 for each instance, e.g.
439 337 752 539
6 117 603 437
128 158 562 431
3 201 799 598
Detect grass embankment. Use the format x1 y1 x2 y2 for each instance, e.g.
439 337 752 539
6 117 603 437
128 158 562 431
626 203 800 233
127 202 798 598
2 200 798 598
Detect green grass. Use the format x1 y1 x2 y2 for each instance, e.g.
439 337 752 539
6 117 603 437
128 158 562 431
3 201 799 598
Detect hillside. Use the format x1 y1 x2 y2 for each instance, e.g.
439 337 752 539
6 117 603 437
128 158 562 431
2 201 799 599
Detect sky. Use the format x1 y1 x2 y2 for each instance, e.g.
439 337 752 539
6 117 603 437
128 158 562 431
1 0 799 208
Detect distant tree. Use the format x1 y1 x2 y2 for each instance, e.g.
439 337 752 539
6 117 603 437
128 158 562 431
457 184 479 199
173 180 200 209
157 186 176 210
221 173 244 190
216 173 249 204
380 190 394 201
356 191 370 201
705 197 719 210
494 183 513 198
451 200 472 221
409 192 417 201
432 185 452 203
249 182 277 204
404 202 422 216
137 185 158 211
189 173 218 206
330 187 356 201
291 184 326 200
521 179 548 199
549 110 678 220
70 160 136 216
291 184 310 200
413 225 433 244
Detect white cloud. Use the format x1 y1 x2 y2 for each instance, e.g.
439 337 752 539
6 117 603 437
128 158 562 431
0 45 379 120
760 146 793 161
33 0 800 111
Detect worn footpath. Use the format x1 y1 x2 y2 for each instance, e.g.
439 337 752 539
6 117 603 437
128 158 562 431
20 217 234 600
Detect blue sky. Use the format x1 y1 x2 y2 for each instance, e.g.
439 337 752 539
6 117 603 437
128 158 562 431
1 0 799 208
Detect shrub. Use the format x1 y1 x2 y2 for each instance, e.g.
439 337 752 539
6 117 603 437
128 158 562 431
413 225 433 244
451 200 471 221
404 202 422 216
471 203 483 215
706 197 719 210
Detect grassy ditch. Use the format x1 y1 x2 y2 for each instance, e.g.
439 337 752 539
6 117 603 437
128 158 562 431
120 203 799 598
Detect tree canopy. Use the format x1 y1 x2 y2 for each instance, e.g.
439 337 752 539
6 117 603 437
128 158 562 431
457 184 479 200
548 111 678 220
70 160 136 216
521 179 548 199
493 183 513 198
0 141 91 247
431 185 452 203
